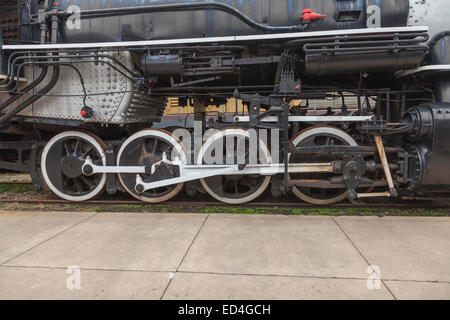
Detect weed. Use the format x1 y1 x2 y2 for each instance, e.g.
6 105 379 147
117 204 144 209
0 184 33 194
90 206 102 213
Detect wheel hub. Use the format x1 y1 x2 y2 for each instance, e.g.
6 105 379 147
61 155 84 178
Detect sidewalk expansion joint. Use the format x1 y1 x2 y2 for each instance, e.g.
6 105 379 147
0 212 100 267
331 216 398 300
1 265 448 284
160 213 211 300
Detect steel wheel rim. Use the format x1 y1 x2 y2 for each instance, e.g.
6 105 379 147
289 126 357 205
198 128 271 205
117 129 186 203
41 131 106 202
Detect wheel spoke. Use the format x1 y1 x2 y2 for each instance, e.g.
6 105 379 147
64 143 72 156
224 178 233 190
138 140 148 156
233 180 239 194
80 146 93 159
80 175 94 189
63 176 69 188
74 140 81 155
241 176 253 188
73 178 83 194
152 139 159 155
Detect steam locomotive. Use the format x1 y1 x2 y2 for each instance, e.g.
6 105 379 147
0 0 449 204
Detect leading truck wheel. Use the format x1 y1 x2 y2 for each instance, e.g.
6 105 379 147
117 129 186 203
289 126 358 205
41 131 107 201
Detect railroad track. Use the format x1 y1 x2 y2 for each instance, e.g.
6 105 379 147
1 176 448 209
0 197 449 209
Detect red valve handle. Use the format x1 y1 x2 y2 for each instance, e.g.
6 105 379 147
301 8 327 21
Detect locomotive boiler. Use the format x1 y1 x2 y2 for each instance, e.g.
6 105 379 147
0 0 449 205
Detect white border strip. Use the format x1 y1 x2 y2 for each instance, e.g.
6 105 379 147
2 26 428 50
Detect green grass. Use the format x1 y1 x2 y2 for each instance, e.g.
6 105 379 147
90 206 103 213
0 201 447 216
0 185 447 217
200 206 281 215
0 184 34 194
154 205 183 213
157 205 449 217
109 204 449 217
117 204 144 209
63 204 82 210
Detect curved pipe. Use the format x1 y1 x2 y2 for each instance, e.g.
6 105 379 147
0 51 26 85
1 58 136 94
427 30 450 63
0 66 48 112
59 63 88 107
371 123 415 136
0 64 60 124
1 52 136 89
59 2 311 33
428 30 450 49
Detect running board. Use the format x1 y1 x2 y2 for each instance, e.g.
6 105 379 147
2 27 428 50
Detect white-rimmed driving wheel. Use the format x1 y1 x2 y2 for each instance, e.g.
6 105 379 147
289 126 358 205
41 131 107 201
198 128 272 205
117 129 186 203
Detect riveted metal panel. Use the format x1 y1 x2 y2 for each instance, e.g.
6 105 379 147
407 0 450 39
2 51 166 124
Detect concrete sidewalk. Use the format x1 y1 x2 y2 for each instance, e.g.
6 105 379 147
0 211 449 300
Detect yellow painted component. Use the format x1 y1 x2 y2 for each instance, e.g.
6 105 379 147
163 98 309 115
164 98 249 115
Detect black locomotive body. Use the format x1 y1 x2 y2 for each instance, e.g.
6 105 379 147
21 0 409 42
0 0 449 205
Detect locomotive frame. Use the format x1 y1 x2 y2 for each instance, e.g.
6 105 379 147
0 0 449 205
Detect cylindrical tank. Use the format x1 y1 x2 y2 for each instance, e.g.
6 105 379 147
19 0 410 44
142 54 183 76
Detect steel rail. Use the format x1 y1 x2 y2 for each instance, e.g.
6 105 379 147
0 198 448 209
